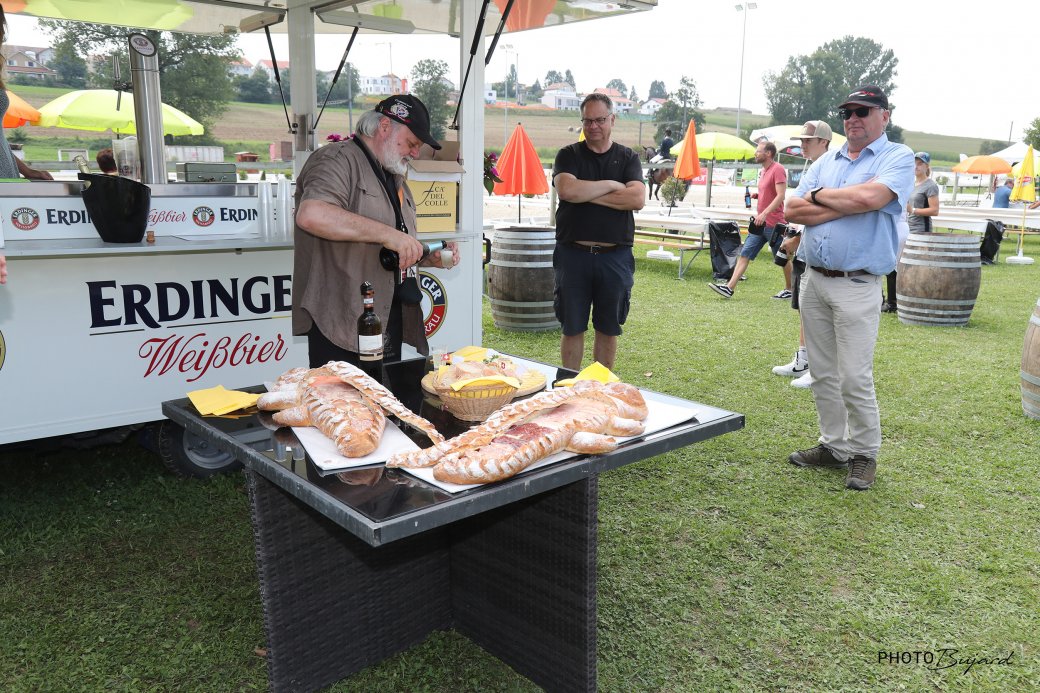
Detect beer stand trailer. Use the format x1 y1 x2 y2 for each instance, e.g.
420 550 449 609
1 1 665 473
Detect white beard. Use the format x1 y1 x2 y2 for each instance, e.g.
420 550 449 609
378 138 410 176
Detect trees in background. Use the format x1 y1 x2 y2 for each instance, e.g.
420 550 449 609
48 39 87 88
1024 118 1040 149
764 36 898 135
39 20 237 133
411 59 451 141
648 80 667 99
653 76 704 142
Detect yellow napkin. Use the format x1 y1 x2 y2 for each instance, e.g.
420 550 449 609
555 362 620 387
450 375 521 392
188 385 260 415
452 345 489 361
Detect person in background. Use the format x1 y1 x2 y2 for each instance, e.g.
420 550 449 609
96 148 118 174
992 177 1014 208
772 120 832 387
658 128 674 160
0 254 7 285
907 151 939 233
0 8 52 182
708 140 789 299
552 93 645 371
784 84 914 491
292 95 458 369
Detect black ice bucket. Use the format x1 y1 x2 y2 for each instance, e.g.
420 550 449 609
78 172 151 243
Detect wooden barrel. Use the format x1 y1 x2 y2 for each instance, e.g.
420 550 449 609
896 233 981 327
1021 297 1040 420
486 227 561 332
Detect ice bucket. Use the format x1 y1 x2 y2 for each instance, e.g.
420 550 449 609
78 172 151 243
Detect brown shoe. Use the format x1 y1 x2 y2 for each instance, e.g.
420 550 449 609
845 456 877 490
788 445 847 468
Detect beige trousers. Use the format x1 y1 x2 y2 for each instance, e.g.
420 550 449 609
799 270 883 460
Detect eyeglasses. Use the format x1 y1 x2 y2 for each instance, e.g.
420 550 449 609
839 105 876 120
580 116 611 127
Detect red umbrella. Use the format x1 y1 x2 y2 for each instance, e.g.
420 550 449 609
672 119 701 180
493 122 548 221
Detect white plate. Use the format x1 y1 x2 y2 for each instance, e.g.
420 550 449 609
294 420 420 472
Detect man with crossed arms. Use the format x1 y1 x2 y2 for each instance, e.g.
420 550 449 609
785 85 913 491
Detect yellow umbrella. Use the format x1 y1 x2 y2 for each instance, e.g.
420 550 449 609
36 89 203 136
1008 145 1036 264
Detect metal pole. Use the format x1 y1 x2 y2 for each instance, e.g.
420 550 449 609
736 6 747 138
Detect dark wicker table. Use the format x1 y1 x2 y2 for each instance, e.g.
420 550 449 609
161 356 744 692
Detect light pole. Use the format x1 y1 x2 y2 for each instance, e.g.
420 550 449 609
376 41 394 90
734 2 757 138
501 44 519 148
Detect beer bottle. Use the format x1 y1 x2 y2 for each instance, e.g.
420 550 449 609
744 186 752 209
356 281 384 381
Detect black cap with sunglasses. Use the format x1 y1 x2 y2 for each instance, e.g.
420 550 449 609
837 84 889 120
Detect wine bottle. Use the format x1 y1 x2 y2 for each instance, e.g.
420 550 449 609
356 281 384 381
379 241 446 277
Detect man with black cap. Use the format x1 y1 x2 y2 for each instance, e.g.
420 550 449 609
292 94 460 369
784 85 914 491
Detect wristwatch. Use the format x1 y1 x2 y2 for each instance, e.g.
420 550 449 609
810 187 824 205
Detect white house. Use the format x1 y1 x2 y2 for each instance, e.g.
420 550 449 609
639 98 667 116
594 87 632 114
541 82 580 111
256 58 290 79
484 88 496 104
359 73 404 95
228 57 254 77
1 45 57 80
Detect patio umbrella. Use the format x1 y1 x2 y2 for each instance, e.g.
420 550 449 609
3 90 40 128
493 122 548 222
952 155 1013 204
493 0 555 31
671 132 755 162
21 0 194 31
36 89 204 136
672 119 701 181
1008 144 1036 264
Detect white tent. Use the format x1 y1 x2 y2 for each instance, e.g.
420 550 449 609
990 141 1040 167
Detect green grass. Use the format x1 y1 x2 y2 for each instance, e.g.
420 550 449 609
2 239 1039 691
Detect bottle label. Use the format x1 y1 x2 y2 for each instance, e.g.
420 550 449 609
358 334 383 360
363 296 374 307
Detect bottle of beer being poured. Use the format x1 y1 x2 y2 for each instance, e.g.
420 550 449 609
356 281 384 382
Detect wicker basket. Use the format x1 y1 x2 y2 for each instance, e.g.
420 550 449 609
433 376 519 421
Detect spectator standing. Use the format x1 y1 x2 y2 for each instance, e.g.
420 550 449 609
907 152 939 233
708 140 789 299
292 95 459 369
552 93 646 370
772 120 832 387
784 84 914 491
992 177 1014 208
0 7 52 182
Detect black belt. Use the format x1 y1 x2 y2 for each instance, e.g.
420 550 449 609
567 242 624 255
810 266 871 278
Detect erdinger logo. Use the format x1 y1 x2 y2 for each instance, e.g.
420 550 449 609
192 206 216 227
0 329 6 371
11 207 40 231
419 271 447 338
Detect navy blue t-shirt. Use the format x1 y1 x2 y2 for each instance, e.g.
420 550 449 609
552 141 643 245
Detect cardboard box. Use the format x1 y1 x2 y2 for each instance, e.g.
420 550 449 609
407 143 464 233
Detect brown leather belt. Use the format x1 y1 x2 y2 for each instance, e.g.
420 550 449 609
810 266 871 278
567 242 623 255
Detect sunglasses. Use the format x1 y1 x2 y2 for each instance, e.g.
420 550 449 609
839 105 876 120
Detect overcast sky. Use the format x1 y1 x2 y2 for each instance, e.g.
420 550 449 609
11 0 1039 143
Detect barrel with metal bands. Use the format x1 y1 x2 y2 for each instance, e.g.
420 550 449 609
896 232 981 327
1021 296 1040 420
486 227 561 332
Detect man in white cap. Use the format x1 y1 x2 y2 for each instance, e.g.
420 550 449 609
772 120 833 387
785 85 914 491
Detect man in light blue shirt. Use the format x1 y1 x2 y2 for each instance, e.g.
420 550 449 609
784 84 914 491
992 178 1013 208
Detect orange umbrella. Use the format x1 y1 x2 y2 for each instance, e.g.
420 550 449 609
3 90 40 128
672 119 701 180
493 122 548 221
951 155 1012 174
493 0 555 32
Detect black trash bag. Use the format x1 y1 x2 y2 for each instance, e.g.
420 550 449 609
980 219 1004 265
78 172 151 243
709 221 742 280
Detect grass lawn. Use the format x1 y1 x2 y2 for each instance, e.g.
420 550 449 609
2 235 1038 691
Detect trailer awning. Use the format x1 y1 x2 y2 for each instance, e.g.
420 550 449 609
11 0 656 36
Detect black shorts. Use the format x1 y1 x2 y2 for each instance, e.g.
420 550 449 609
553 243 635 337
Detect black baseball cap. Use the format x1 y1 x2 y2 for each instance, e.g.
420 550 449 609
838 84 889 110
375 94 441 150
